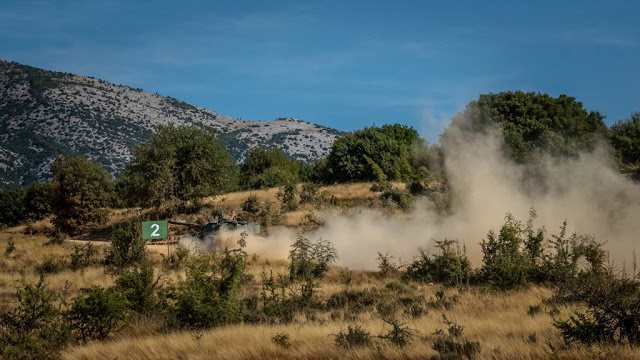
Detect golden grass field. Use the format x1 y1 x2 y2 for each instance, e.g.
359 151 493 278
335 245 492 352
2 183 639 359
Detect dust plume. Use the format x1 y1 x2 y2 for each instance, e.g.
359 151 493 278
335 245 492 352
184 117 640 270
308 119 640 270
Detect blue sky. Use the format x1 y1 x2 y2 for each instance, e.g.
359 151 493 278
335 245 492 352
1 0 638 143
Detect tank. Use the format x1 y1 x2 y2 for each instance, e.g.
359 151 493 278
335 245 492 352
168 217 261 252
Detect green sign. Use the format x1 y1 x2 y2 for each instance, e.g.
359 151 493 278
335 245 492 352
142 221 168 240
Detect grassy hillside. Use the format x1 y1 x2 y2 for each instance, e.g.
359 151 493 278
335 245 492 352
2 182 639 359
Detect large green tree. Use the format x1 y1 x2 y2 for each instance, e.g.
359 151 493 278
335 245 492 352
609 112 640 168
444 91 608 163
123 124 238 207
323 124 420 183
51 155 114 235
240 147 302 189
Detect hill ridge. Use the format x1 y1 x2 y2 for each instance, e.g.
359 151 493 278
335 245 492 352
0 60 341 188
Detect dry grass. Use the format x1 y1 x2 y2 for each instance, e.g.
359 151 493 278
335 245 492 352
63 284 639 360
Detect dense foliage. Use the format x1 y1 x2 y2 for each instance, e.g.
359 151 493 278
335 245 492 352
123 124 238 208
50 155 114 236
0 182 53 227
322 124 421 183
240 147 305 189
609 112 640 168
444 91 608 163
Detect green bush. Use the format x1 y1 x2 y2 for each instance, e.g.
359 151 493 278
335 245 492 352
114 262 159 314
106 221 145 268
288 235 338 281
554 270 640 346
66 286 129 343
276 183 299 212
404 239 471 286
0 276 70 360
50 155 113 236
170 248 248 329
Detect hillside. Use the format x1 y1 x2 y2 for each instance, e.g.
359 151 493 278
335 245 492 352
0 60 342 188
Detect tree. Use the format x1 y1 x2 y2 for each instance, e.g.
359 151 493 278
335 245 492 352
50 156 114 236
324 124 420 183
443 91 608 164
609 112 640 168
240 147 301 189
124 124 238 208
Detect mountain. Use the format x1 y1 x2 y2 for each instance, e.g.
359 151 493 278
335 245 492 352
0 60 342 188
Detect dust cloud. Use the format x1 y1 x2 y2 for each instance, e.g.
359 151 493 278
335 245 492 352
185 117 640 270
310 119 640 270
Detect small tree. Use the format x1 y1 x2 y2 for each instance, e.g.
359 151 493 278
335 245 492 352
50 155 114 236
0 276 70 359
124 124 238 208
288 235 338 281
66 287 129 343
105 221 145 268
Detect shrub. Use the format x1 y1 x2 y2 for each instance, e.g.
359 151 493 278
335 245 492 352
379 317 414 347
479 212 545 290
36 259 64 275
271 332 292 349
299 183 319 204
431 316 480 360
170 248 248 329
554 270 640 346
276 183 299 212
288 235 338 281
377 252 401 278
66 286 129 343
106 221 145 268
334 325 373 349
327 289 379 314
114 262 159 314
5 239 16 255
0 276 70 359
70 243 99 271
162 246 190 270
404 239 471 286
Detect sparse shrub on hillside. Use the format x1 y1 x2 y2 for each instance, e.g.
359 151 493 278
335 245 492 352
161 246 190 270
377 251 402 278
70 243 99 271
241 195 261 214
480 211 549 290
50 155 113 236
271 332 292 348
327 288 379 314
288 235 338 281
431 316 480 360
170 247 248 329
554 269 640 346
240 197 283 231
379 316 415 347
114 262 159 314
66 286 129 343
276 183 299 212
36 258 64 275
334 325 373 349
404 239 471 286
0 276 70 360
381 189 414 211
105 221 145 269
5 239 16 255
299 183 319 204
299 211 324 233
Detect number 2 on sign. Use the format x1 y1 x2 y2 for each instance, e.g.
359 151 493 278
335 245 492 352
150 223 160 237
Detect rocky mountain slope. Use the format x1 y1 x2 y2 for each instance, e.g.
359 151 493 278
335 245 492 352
0 60 341 188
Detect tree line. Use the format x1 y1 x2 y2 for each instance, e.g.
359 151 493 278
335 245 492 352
1 91 638 235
